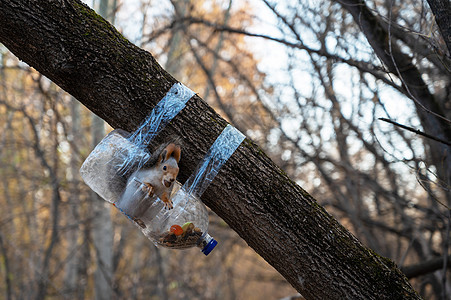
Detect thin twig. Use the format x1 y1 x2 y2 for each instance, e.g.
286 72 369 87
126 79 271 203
379 117 451 146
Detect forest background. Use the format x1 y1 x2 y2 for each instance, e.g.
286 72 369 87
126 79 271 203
0 0 450 299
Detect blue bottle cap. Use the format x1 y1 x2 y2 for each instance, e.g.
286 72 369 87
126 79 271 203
202 238 218 256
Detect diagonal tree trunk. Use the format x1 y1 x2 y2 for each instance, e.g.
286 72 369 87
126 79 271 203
0 1 422 298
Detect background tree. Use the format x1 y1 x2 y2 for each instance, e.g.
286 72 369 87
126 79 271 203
90 1 114 299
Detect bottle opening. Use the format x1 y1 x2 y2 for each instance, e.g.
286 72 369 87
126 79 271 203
201 238 218 256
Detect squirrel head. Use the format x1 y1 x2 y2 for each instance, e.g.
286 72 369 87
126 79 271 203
158 143 181 188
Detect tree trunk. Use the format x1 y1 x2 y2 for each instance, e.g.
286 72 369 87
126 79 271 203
91 114 113 300
64 97 81 295
0 1 421 298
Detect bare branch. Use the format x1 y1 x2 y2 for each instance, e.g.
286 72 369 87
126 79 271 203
402 254 451 279
379 118 451 146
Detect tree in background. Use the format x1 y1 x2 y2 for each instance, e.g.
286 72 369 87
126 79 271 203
90 1 114 299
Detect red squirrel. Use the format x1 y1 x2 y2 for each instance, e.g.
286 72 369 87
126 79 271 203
117 141 181 228
135 143 181 210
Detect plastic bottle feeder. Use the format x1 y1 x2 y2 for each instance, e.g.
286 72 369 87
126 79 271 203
79 83 244 256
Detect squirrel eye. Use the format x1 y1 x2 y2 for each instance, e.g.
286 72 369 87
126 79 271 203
163 166 167 171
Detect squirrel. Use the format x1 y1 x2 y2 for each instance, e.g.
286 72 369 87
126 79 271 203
116 140 181 228
135 142 181 210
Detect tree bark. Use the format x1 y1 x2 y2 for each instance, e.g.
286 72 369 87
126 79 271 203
0 1 421 299
426 0 451 55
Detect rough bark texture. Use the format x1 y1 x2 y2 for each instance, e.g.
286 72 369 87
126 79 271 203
0 1 421 299
426 0 451 55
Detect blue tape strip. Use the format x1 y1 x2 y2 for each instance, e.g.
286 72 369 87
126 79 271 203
183 125 245 198
118 83 195 174
128 83 195 146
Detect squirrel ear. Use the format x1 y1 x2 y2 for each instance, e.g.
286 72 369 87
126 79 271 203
172 145 181 163
159 149 168 164
164 144 175 161
161 143 181 163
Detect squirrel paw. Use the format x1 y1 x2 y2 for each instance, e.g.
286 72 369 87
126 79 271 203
163 199 173 210
142 182 155 197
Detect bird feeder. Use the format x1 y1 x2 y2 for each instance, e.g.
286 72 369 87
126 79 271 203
80 83 245 255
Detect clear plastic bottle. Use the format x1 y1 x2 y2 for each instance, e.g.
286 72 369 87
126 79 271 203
80 129 144 204
80 82 194 204
80 124 244 256
127 180 217 254
80 129 218 255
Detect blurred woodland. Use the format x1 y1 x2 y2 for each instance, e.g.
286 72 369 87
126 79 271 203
0 0 450 299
